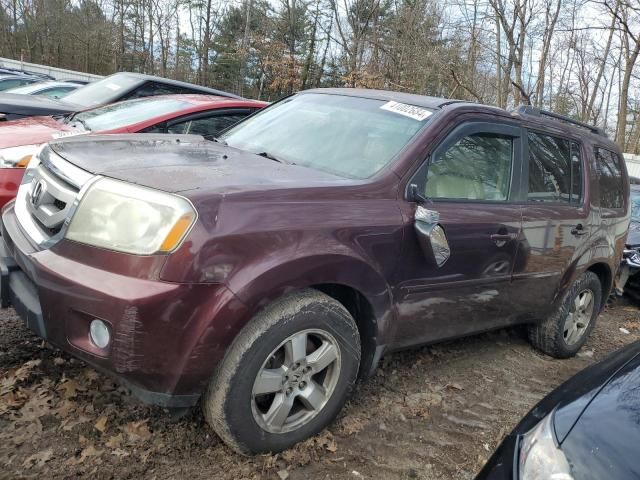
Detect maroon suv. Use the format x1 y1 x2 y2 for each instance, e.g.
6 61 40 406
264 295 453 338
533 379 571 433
0 89 630 454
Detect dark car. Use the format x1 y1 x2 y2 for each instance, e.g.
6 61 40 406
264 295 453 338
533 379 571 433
476 341 640 480
628 183 640 248
0 71 241 120
0 74 42 92
0 89 630 454
615 183 640 299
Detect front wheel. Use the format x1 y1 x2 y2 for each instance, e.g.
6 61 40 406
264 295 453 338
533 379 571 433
528 271 602 358
202 289 361 454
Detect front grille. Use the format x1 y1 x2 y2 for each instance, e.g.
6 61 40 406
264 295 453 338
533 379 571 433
14 146 95 248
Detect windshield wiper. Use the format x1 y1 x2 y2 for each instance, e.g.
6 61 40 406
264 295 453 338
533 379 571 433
212 137 228 146
73 118 91 132
256 151 288 164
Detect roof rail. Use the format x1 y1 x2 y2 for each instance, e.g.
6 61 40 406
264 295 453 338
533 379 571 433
514 105 607 137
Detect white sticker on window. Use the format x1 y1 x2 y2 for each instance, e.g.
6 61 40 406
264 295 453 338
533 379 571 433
105 83 121 91
380 101 432 121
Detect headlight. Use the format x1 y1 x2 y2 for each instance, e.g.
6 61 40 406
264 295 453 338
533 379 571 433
519 412 573 480
0 144 41 168
66 177 197 255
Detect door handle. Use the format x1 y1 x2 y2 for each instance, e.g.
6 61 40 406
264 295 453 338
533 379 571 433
490 232 517 246
490 234 515 241
571 224 588 236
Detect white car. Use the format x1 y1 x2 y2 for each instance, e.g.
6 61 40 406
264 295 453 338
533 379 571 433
6 80 80 99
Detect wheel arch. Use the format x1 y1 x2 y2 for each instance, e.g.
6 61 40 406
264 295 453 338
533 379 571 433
585 261 613 310
227 254 394 377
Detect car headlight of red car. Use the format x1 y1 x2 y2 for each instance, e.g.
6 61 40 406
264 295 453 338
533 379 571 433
519 411 573 480
0 144 42 168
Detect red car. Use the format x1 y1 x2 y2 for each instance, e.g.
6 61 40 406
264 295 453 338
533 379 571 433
0 94 266 206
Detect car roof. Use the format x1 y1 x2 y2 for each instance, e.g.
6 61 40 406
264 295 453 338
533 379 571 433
0 74 37 80
300 88 617 149
114 93 265 108
112 72 244 99
301 88 461 109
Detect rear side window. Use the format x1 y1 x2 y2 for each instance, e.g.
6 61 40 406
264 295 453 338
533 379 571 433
595 148 624 209
527 132 582 204
125 81 199 99
168 113 249 138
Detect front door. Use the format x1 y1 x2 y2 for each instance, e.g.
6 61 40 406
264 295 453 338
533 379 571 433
392 121 525 348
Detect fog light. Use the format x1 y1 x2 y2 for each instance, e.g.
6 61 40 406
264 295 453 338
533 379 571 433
89 319 110 349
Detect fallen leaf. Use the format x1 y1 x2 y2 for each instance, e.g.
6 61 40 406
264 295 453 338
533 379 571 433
57 378 84 399
22 448 53 468
277 470 289 480
94 416 108 433
111 448 130 457
106 433 124 449
124 419 152 443
325 439 338 453
77 445 102 464
53 399 77 418
445 382 464 390
14 360 42 382
61 414 90 431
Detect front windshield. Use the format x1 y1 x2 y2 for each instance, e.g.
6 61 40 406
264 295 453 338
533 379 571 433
632 190 640 222
62 74 140 108
221 93 433 179
69 97 191 132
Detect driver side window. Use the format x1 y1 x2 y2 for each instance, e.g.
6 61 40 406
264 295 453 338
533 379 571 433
425 133 513 201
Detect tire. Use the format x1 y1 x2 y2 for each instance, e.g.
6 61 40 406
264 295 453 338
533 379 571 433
202 289 361 455
528 271 602 359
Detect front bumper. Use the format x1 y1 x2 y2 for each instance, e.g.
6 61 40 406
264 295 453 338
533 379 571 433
0 168 24 209
0 202 247 407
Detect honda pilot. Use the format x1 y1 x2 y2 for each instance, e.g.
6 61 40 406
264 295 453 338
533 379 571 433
0 89 630 454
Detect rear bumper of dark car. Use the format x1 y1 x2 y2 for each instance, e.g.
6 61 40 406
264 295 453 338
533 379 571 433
0 202 246 408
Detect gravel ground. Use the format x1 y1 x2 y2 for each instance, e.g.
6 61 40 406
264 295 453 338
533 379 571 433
1 300 639 480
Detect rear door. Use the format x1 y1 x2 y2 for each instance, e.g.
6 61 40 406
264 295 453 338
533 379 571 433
514 130 591 318
392 120 524 348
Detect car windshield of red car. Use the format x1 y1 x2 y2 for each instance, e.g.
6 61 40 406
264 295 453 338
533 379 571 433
71 97 192 132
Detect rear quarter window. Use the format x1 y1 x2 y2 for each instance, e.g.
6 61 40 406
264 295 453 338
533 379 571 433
595 147 625 210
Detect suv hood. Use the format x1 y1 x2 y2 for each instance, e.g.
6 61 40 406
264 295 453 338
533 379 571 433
48 134 353 196
0 92 82 117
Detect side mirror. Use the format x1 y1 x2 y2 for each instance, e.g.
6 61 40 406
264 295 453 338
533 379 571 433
414 205 450 267
408 183 428 204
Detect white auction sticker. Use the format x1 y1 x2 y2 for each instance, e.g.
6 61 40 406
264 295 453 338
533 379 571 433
380 101 432 121
105 83 122 91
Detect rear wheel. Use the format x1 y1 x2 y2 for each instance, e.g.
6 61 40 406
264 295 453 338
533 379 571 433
202 289 360 454
528 271 601 358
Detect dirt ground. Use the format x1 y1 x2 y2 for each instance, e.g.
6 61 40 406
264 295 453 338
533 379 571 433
1 301 639 480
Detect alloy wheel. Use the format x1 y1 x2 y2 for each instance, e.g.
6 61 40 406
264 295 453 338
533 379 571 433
251 328 342 434
563 289 595 346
